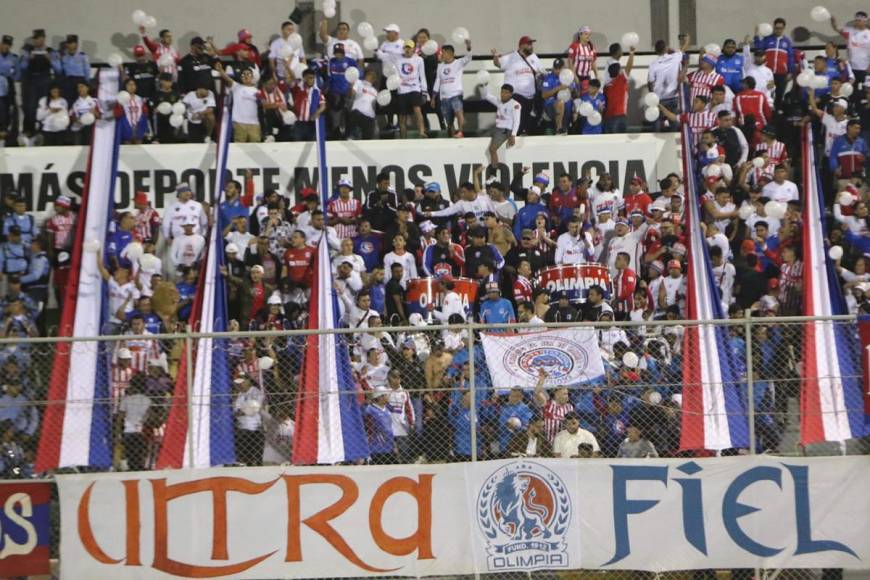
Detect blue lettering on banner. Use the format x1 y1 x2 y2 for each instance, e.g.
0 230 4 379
604 462 859 566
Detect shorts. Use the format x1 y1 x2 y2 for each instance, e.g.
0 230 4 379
398 91 423 114
439 95 463 117
489 128 511 149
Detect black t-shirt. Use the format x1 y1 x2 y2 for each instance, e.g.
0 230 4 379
505 246 545 274
385 278 406 323
177 53 217 94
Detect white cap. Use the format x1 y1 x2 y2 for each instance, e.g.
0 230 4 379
372 386 391 398
117 348 133 359
833 98 849 110
225 243 239 254
338 178 352 188
268 293 282 305
420 220 436 233
383 23 400 33
529 185 542 196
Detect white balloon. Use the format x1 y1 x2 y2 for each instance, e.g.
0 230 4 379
764 200 787 219
643 92 660 108
79 112 95 126
810 5 830 22
53 112 70 130
386 74 401 91
587 111 602 126
242 399 261 416
557 89 571 102
622 351 639 369
578 101 594 117
644 106 660 122
752 156 766 168
258 356 275 370
83 239 101 253
281 110 297 125
451 27 470 45
323 4 336 18
357 22 375 38
115 90 131 105
475 69 490 85
507 416 522 429
648 391 663 405
169 113 184 128
363 35 379 51
706 164 722 178
291 61 307 78
796 71 813 87
704 43 722 57
376 89 392 106
422 39 438 56
840 82 854 98
621 31 640 49
382 62 397 77
838 191 856 206
171 101 186 116
811 75 829 89
107 53 123 68
124 241 144 261
828 245 844 261
738 204 756 220
758 22 773 37
344 66 360 83
287 32 303 50
139 253 160 271
157 53 175 68
558 68 574 86
250 67 261 83
143 15 157 29
278 45 294 60
156 101 172 115
131 9 147 25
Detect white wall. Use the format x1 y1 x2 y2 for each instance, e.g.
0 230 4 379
3 0 853 63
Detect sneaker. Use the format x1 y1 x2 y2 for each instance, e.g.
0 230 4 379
453 131 464 138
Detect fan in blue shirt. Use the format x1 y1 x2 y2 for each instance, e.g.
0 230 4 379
479 282 516 326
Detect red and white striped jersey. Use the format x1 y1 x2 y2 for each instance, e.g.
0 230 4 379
568 41 596 78
327 197 362 240
259 82 288 108
753 139 788 182
111 365 136 413
142 36 179 78
513 275 534 304
779 260 803 298
612 267 638 314
134 206 161 243
45 212 76 250
681 110 718 150
687 70 724 102
120 332 160 373
122 96 146 128
236 358 261 386
543 399 573 443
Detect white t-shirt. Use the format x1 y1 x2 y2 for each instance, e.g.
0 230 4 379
484 93 522 134
843 25 870 71
225 230 254 250
396 55 427 94
234 387 265 430
231 83 260 125
162 199 207 239
376 39 404 65
712 262 736 308
661 275 685 307
270 36 305 78
383 250 418 287
71 96 97 132
170 233 206 267
648 51 683 100
821 113 848 156
352 80 378 117
324 36 363 61
137 253 162 297
553 428 600 457
182 90 215 124
434 54 472 99
498 51 544 98
109 279 140 323
120 393 152 433
762 180 799 204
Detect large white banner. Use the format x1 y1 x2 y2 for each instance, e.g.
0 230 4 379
0 134 679 219
481 327 606 390
57 456 870 578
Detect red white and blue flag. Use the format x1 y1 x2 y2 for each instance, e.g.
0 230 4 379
292 117 370 464
36 71 121 471
800 125 868 444
157 93 236 468
679 110 749 451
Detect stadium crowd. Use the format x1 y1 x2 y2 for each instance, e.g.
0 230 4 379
2 8 870 473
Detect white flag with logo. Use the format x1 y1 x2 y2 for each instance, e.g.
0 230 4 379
480 328 605 390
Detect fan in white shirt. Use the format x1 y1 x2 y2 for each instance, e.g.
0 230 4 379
376 24 404 66
742 44 775 106
761 165 800 203
270 20 306 79
319 19 364 62
170 220 206 269
162 184 207 239
383 236 419 287
493 38 545 100
394 40 429 138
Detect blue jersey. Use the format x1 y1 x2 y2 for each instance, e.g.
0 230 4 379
498 401 534 450
108 230 133 269
327 57 358 96
715 53 744 93
364 404 394 454
176 281 197 321
480 297 515 325
369 282 385 315
219 199 249 233
580 92 605 135
353 234 382 272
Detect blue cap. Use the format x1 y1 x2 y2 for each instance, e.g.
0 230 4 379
615 219 630 227
533 173 550 185
424 182 441 193
702 55 717 67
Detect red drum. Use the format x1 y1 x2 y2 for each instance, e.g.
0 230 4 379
536 264 611 303
406 277 479 318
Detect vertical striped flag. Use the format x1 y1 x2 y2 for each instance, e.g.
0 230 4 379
292 116 370 464
799 125 869 444
678 102 749 451
35 70 121 471
156 92 235 468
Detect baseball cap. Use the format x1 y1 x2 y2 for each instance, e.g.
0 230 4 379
596 206 612 215
420 220 436 233
225 243 239 254
182 216 198 226
706 175 720 186
557 290 570 300
176 182 192 195
629 209 645 219
649 260 664 274
403 39 416 49
741 239 757 253
518 35 536 46
615 219 630 227
533 172 550 185
238 28 252 41
372 386 391 398
767 278 780 289
552 57 565 68
470 226 487 237
424 182 441 193
133 45 146 57
190 36 206 47
55 195 72 208
630 175 645 185
337 178 352 188
832 98 849 110
134 191 149 205
579 25 592 34
486 281 500 293
233 374 249 384
529 185 542 196
117 348 133 360
702 55 717 67
761 125 777 137
334 42 346 53
667 259 681 270
251 264 264 274
383 23 400 33
856 10 868 19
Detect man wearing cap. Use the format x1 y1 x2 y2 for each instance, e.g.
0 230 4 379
809 91 850 159
170 217 206 270
139 26 178 82
0 225 29 278
149 72 181 143
688 52 725 105
123 45 158 103
327 178 362 239
506 229 545 274
741 39 775 107
0 35 19 142
19 29 59 134
129 191 160 245
480 281 516 326
394 39 428 138
492 36 545 134
832 11 870 88
464 226 505 278
58 34 90 105
270 20 306 81
604 216 648 277
233 374 266 466
289 67 326 142
416 182 449 225
110 348 136 414
425 180 496 222
658 259 686 314
376 23 404 67
162 182 207 240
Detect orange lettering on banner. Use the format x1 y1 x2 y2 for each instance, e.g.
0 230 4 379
78 482 124 565
123 480 141 566
149 477 278 578
369 475 435 559
283 475 399 573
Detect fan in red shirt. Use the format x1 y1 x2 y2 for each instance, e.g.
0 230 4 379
734 76 772 146
548 174 586 222
603 48 635 133
567 25 597 89
622 177 652 217
612 252 637 319
218 29 261 66
282 230 315 289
